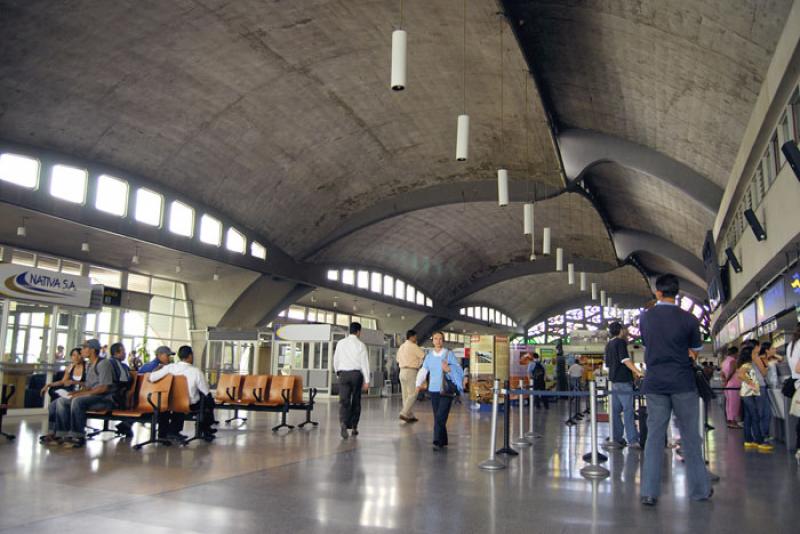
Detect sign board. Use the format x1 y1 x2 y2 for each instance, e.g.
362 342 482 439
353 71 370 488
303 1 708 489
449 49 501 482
494 336 509 381
276 323 333 342
103 287 122 307
0 264 92 308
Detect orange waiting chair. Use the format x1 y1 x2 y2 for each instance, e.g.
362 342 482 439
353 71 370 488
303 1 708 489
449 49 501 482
215 374 296 432
168 375 212 446
288 375 319 429
87 371 140 439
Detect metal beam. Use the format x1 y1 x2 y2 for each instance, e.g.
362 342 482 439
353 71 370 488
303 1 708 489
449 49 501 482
411 315 454 345
558 129 723 213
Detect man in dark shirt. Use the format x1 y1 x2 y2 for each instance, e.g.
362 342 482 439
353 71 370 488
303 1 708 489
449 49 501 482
639 274 711 506
604 322 642 447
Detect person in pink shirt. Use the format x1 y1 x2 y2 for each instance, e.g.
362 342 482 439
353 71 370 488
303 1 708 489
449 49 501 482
720 346 742 429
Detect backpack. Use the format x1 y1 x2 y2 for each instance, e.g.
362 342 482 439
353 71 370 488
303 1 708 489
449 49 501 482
530 361 545 382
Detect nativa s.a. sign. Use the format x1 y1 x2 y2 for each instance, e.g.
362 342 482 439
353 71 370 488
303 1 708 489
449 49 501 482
0 264 92 308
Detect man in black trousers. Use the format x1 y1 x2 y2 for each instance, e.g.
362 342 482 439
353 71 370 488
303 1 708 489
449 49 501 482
333 322 371 439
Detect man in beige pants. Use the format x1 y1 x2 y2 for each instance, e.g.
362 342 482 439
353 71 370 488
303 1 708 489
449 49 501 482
397 329 425 423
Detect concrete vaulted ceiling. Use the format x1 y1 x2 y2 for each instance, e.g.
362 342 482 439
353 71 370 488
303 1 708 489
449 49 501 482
0 1 792 328
503 0 792 288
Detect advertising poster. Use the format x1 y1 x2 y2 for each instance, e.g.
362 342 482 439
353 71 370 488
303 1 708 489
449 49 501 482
470 335 495 403
539 347 557 383
494 336 509 381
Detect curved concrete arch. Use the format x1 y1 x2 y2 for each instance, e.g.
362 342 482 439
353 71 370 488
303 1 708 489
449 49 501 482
446 257 619 305
558 129 723 213
300 179 564 260
612 230 707 290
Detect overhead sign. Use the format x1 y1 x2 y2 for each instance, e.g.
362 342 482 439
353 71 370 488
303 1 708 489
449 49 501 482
276 323 332 342
0 264 93 308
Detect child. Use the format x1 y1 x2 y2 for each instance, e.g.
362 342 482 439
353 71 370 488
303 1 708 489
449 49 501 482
737 347 773 452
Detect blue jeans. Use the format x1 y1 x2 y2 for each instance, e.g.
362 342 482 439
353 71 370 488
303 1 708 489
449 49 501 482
757 392 771 438
612 382 639 444
430 392 453 446
642 391 710 500
742 396 763 444
53 395 113 438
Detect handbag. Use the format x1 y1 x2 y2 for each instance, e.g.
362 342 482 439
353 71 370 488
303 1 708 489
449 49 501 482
440 353 459 398
782 377 797 398
693 363 715 403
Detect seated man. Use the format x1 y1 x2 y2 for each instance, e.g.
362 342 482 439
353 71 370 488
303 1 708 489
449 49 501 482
109 342 135 438
149 345 216 441
138 346 174 373
40 339 115 448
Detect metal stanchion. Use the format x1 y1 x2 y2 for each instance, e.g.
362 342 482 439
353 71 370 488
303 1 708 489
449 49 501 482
479 379 506 470
581 381 610 480
699 396 720 482
496 380 519 456
512 379 532 447
603 381 623 450
525 377 541 439
565 385 577 427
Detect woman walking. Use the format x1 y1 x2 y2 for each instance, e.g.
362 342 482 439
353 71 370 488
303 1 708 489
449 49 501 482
720 346 742 428
416 331 464 451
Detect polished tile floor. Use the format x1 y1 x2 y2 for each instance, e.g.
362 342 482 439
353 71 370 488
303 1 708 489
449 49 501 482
1 397 799 533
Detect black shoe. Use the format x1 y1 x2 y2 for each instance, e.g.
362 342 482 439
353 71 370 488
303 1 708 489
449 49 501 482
352 428 359 436
705 423 715 431
641 496 657 506
340 424 349 439
697 487 714 501
432 443 443 451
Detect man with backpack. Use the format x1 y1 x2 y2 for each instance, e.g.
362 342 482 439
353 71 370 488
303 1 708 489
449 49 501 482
605 322 643 448
40 339 116 448
527 352 548 409
109 343 134 438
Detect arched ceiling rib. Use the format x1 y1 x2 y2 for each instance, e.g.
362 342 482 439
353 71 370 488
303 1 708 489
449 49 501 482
584 162 715 259
0 0 562 259
309 194 618 303
459 265 652 327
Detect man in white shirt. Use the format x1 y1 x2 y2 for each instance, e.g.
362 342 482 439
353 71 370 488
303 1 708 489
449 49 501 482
568 359 584 391
396 329 424 423
333 322 371 439
150 345 215 441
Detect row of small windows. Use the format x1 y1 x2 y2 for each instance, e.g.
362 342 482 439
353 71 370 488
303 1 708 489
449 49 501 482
723 85 800 254
0 153 268 261
459 306 518 328
325 268 433 308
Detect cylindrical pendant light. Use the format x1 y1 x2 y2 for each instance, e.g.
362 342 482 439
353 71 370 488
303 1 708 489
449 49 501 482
607 296 613 310
556 247 564 272
456 114 469 161
523 203 534 235
567 263 575 285
529 232 536 261
580 272 587 292
498 169 509 206
542 227 551 255
600 290 607 307
391 29 407 91
591 283 598 300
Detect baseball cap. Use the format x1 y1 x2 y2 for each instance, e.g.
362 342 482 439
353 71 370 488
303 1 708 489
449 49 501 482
83 339 102 352
155 346 175 356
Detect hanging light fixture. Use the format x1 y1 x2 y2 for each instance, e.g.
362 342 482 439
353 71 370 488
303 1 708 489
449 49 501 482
529 232 536 262
580 272 587 292
213 268 220 282
498 169 509 206
607 296 613 310
542 227 551 256
455 0 469 161
16 217 26 238
523 203 534 235
175 258 182 274
567 262 575 285
496 17 508 207
591 282 598 301
131 246 140 265
390 1 407 91
556 247 564 272
600 290 607 307
81 241 90 253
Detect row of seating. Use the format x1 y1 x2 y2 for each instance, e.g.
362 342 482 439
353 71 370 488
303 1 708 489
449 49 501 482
214 373 318 432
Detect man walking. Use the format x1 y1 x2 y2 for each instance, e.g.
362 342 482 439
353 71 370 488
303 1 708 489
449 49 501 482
333 322 371 439
527 353 548 409
397 329 424 423
605 322 643 448
640 274 712 506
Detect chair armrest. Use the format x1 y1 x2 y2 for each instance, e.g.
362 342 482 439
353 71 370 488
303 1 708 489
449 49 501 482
1 384 16 404
225 386 238 401
281 388 290 405
254 387 264 403
146 391 164 412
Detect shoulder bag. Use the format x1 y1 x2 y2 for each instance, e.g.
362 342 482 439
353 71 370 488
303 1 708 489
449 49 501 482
440 352 459 398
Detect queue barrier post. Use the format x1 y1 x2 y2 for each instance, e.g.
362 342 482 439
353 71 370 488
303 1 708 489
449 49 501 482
496 380 519 456
525 377 541 439
580 381 610 480
699 396 720 482
511 379 532 447
479 378 506 471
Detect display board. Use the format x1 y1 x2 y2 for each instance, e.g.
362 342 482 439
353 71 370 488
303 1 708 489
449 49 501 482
757 280 786 324
494 336 509 381
0 264 92 308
